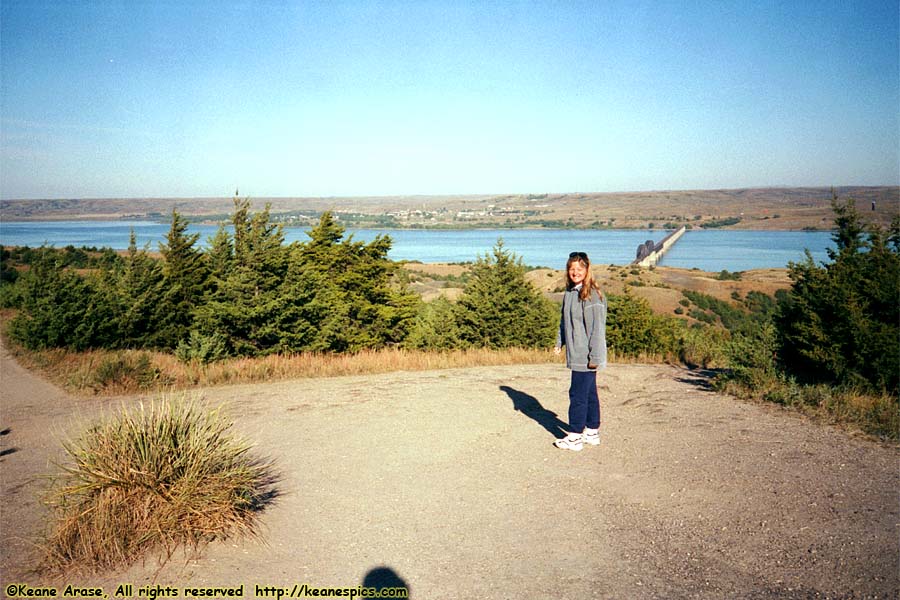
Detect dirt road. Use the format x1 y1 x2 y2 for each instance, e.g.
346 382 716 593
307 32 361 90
1 340 897 599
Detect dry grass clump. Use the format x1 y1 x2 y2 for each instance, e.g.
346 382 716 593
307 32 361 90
41 396 276 573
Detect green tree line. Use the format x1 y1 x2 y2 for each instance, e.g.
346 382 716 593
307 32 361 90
2 196 897 407
5 202 421 358
1 202 558 360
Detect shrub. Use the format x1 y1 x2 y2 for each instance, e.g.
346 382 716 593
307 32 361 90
701 217 742 228
41 397 276 573
745 290 778 315
716 269 742 281
679 325 729 369
8 252 118 350
90 352 166 392
0 281 23 309
689 308 717 325
0 247 19 285
404 297 461 350
719 323 778 391
682 289 772 334
607 292 682 358
175 330 229 364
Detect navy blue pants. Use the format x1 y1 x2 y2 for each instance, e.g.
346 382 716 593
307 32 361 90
568 370 601 433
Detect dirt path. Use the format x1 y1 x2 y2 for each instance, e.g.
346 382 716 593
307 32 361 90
1 341 897 599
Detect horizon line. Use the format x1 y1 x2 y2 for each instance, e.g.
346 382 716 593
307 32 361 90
3 184 899 203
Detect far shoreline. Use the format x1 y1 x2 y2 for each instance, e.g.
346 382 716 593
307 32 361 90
0 215 838 233
1 186 896 232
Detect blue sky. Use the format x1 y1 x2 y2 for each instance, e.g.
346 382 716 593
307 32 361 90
1 0 898 200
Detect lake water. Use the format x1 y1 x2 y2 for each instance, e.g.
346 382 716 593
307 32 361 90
0 220 835 271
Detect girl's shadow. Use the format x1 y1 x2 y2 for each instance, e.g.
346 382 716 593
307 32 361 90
500 386 567 440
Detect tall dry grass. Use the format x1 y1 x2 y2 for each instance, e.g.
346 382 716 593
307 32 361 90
41 396 276 573
8 344 572 396
4 330 692 397
717 378 899 441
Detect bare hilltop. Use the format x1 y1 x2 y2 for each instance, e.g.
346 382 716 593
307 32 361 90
3 186 898 231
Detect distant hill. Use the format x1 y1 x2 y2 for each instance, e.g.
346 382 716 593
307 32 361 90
1 186 897 230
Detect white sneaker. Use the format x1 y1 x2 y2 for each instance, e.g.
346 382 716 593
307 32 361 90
583 429 600 446
554 434 583 451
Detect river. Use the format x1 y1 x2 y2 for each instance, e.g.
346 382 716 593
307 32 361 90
0 221 834 271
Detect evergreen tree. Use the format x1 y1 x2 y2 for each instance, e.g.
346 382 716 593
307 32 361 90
404 296 460 350
193 265 279 355
888 215 900 253
234 200 288 287
275 255 351 352
829 192 865 255
777 196 899 394
156 210 209 348
453 239 556 349
279 212 417 352
193 201 287 356
112 230 166 348
8 251 116 350
206 223 234 285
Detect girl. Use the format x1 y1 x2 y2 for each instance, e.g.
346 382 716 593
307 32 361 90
553 251 607 451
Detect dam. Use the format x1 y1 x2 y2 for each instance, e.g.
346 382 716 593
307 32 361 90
632 226 687 267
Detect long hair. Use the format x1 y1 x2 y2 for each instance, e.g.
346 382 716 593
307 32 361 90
565 254 603 301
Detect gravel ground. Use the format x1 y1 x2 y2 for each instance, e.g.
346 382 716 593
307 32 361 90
1 341 897 599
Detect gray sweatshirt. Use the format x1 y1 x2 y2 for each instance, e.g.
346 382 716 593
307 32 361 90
556 285 607 372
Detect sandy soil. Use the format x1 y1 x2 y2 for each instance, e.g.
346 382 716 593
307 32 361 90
1 338 898 599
